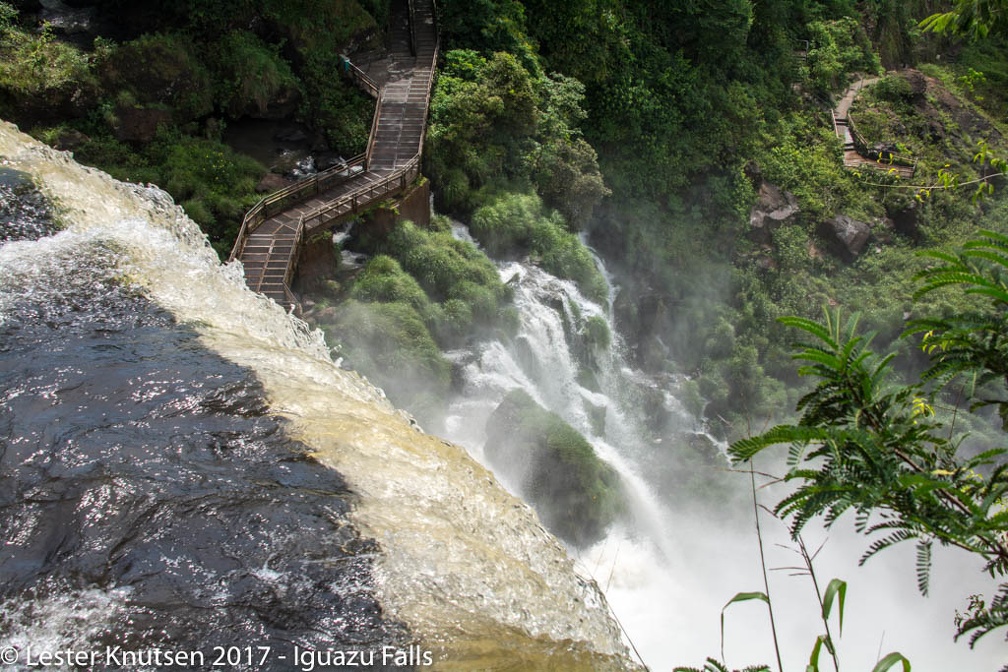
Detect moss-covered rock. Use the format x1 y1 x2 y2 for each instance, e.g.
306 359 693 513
484 389 624 548
100 32 215 124
0 16 99 122
328 299 452 419
352 219 513 344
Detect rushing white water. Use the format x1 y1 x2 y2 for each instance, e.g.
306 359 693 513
440 226 1008 671
0 121 638 671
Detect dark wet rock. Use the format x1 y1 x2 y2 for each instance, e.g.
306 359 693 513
113 105 173 145
39 0 94 35
0 268 412 666
317 152 350 171
0 167 58 243
274 127 311 144
50 127 90 151
886 198 922 241
256 172 293 194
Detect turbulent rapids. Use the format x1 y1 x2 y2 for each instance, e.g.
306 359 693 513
0 122 638 671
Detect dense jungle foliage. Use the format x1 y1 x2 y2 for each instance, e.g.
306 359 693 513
4 0 1007 435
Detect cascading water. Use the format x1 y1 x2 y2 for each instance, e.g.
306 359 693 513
440 225 1007 671
0 121 639 671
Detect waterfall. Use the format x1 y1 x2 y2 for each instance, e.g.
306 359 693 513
0 122 639 671
441 225 1007 671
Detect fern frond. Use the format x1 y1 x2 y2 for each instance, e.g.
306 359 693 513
728 425 832 463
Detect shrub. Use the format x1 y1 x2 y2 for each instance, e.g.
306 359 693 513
101 32 214 122
0 15 98 121
213 31 301 118
470 191 608 303
330 299 452 416
350 255 435 320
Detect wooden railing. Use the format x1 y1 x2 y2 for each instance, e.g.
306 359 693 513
278 156 422 304
229 154 368 261
339 55 380 99
232 0 439 305
416 39 439 161
846 113 916 169
407 0 417 56
365 89 385 169
304 156 422 235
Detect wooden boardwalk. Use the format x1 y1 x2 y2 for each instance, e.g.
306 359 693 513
832 76 915 180
230 0 438 306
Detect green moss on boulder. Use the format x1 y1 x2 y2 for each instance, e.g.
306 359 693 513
484 389 624 547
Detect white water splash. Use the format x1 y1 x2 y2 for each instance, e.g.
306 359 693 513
440 225 1008 671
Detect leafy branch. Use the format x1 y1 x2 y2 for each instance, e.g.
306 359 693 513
728 287 1008 645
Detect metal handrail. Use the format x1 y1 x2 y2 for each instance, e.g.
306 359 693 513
407 0 417 56
339 55 380 99
365 89 385 169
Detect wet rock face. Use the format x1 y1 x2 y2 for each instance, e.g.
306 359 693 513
484 390 624 549
0 167 58 243
0 257 411 666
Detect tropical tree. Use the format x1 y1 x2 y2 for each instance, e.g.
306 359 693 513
920 0 1008 40
729 230 1008 652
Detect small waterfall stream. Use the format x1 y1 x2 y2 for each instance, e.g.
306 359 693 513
439 224 1007 671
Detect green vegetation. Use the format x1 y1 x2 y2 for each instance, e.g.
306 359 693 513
0 0 384 258
66 128 265 257
329 298 452 418
469 191 608 303
484 389 624 547
920 0 1008 40
6 0 1008 664
425 46 609 300
309 216 516 417
351 217 515 343
730 231 1008 647
0 7 98 121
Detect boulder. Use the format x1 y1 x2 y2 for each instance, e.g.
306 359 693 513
819 214 871 261
256 172 293 194
886 198 922 241
484 390 624 548
52 127 89 152
113 105 173 145
749 182 799 243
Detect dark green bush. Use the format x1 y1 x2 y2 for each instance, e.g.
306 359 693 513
470 191 607 303
214 31 301 118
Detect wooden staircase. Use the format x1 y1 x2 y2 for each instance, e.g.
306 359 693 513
230 0 439 307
